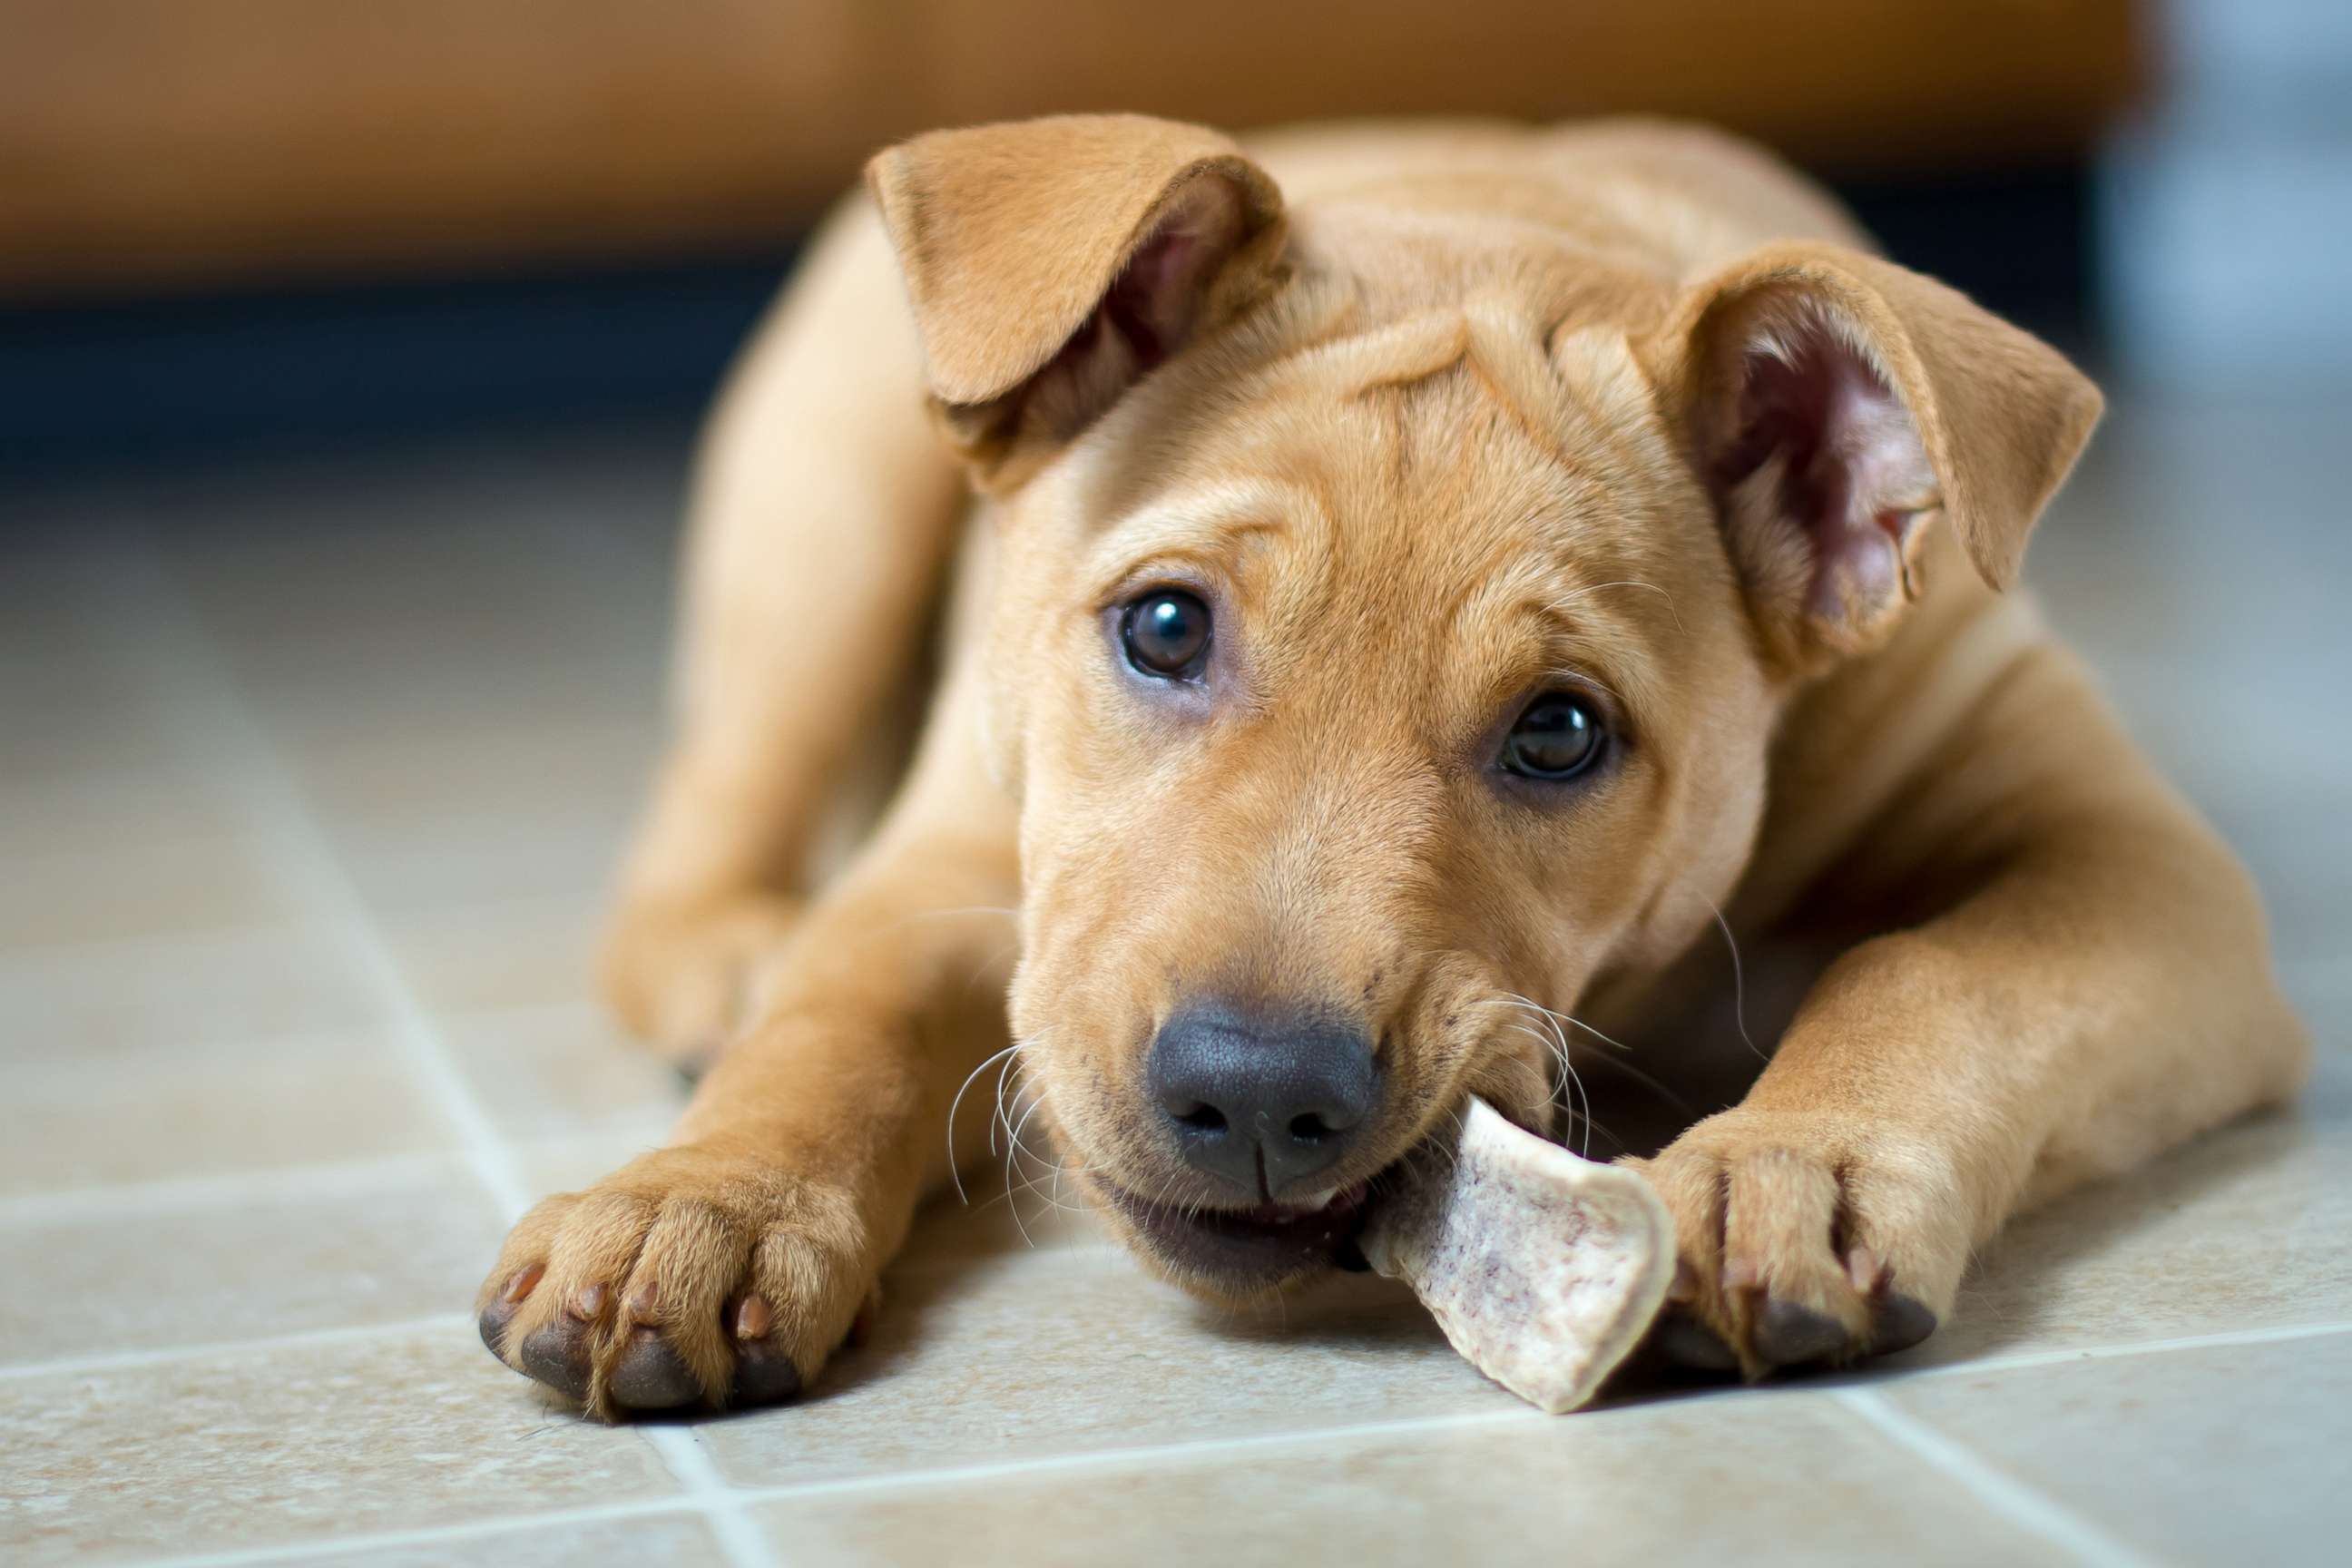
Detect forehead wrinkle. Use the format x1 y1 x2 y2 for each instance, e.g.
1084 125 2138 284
1456 299 1632 491
1544 322 1688 510
1087 475 1333 583
1240 307 1472 404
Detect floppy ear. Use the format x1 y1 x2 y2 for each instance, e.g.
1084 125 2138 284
1648 242 2102 669
865 114 1288 487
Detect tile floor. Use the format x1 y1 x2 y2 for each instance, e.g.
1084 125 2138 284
1 392 2346 1567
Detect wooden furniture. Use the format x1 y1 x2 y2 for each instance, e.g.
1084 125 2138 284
0 1 2144 298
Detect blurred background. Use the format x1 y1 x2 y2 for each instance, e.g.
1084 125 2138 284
2 0 2345 475
4 6 2349 1564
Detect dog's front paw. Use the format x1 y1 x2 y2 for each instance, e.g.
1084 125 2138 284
1622 1108 1963 1378
475 1142 875 1418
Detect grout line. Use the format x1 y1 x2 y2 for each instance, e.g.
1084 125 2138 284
12 1298 2339 1392
0 1241 1137 1382
103 1308 2352 1568
1891 1319 2352 1379
117 1405 1544 1568
132 547 535 1224
0 1150 463 1230
1833 1388 2162 1568
117 1496 707 1568
0 1314 473 1383
642 1427 783 1568
0 1112 680 1233
730 1403 1544 1504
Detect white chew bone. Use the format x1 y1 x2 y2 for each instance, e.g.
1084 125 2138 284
1364 1097 1676 1414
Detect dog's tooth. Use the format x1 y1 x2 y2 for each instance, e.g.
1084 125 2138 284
1305 1187 1339 1211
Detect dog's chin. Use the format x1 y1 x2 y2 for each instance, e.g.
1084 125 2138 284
1094 1177 1379 1300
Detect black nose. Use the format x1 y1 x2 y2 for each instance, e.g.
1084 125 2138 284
1147 1004 1378 1199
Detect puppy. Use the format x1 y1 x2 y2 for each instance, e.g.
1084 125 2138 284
475 115 2309 1416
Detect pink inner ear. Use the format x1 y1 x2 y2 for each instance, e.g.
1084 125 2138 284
1714 305 1939 625
1102 178 1248 373
1006 174 1254 446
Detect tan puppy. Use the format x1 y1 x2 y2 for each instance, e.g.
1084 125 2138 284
475 115 2310 1416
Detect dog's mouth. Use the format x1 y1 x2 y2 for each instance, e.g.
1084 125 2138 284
1099 1176 1379 1293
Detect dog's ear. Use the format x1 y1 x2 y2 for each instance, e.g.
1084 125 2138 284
866 114 1287 487
1649 241 2102 669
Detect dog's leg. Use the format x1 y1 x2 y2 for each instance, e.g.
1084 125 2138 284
1633 645 2311 1376
481 658 1019 1416
602 196 965 1063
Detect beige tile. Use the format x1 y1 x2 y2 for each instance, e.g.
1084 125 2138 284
379 895 604 1015
0 1162 503 1362
160 475 670 749
699 1250 1504 1488
285 716 655 918
0 646 220 794
1884 1055 2352 1369
752 1385 2064 1568
438 1001 686 1142
0 924 377 1063
328 1510 730 1568
0 1324 680 1566
0 1030 447 1198
0 760 246 867
1882 1335 2352 1566
0 828 307 952
0 533 239 797
2282 964 2352 1059
510 1122 680 1199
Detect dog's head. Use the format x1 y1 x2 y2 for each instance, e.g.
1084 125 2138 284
869 116 2099 1297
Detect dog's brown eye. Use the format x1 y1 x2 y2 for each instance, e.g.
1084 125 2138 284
1502 694 1604 781
1122 590 1211 679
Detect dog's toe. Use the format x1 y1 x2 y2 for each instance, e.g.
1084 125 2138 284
610 1325 702 1410
478 1301 517 1360
1752 1298 1851 1367
722 1294 803 1407
727 1342 803 1407
1870 1292 1939 1356
517 1310 596 1402
477 1261 544 1356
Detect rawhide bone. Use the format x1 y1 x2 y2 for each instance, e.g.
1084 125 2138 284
1364 1097 1675 1413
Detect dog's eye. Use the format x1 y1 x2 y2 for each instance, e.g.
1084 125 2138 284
1501 693 1605 781
1121 590 1211 679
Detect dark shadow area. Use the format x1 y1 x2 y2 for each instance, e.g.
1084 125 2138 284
0 250 790 488
0 162 2092 495
1836 160 2097 350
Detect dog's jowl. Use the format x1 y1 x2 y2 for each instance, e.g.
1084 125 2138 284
474 115 2310 1416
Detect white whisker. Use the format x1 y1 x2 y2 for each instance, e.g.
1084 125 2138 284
946 1040 1025 1205
1490 990 1629 1156
1706 898 1769 1064
1000 1063 1042 1247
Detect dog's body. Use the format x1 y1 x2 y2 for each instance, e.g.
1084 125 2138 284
475 117 2309 1416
